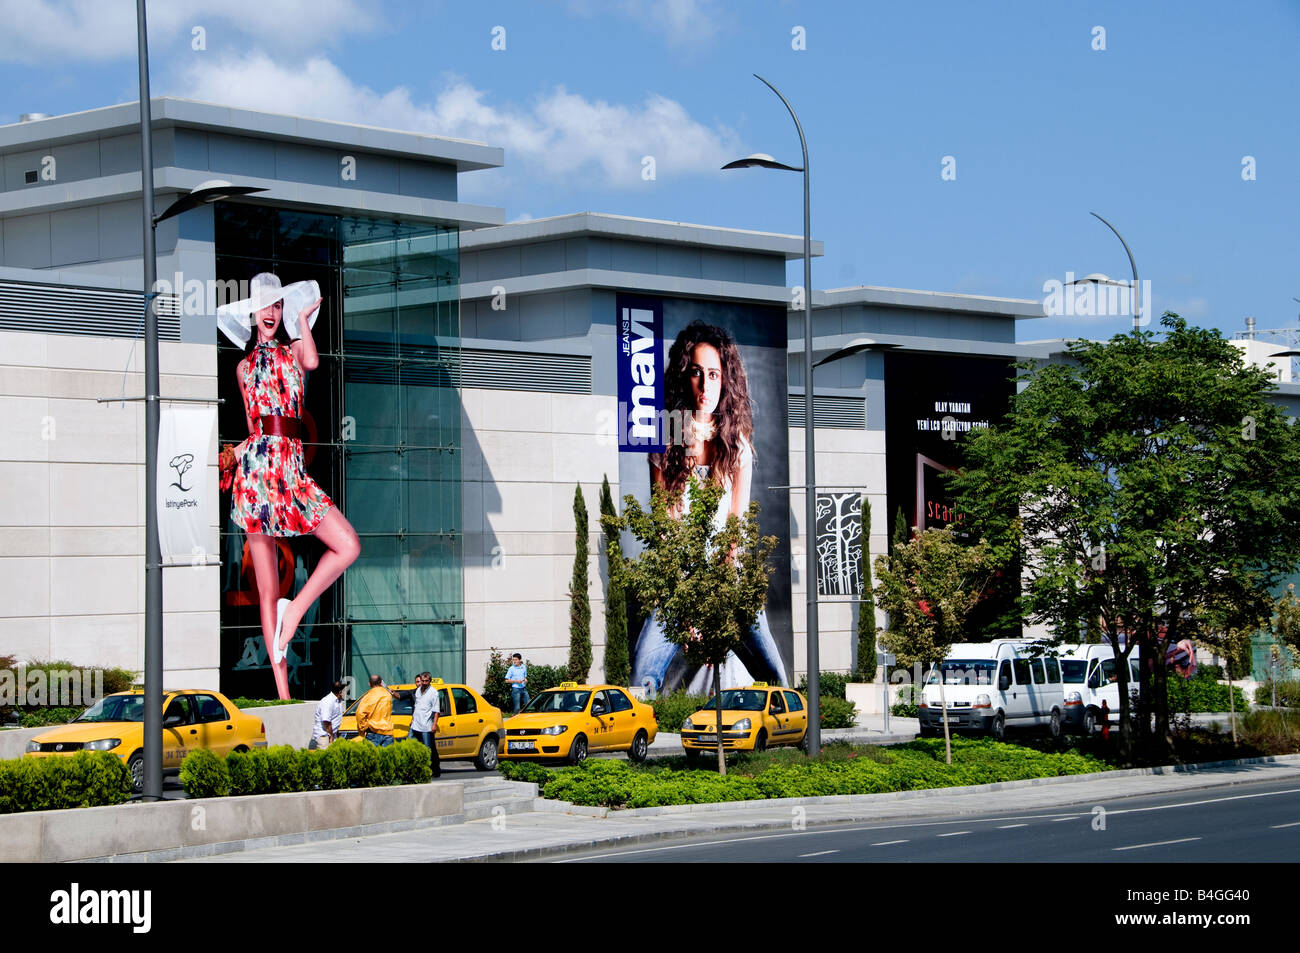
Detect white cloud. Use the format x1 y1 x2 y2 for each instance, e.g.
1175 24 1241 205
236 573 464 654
0 0 374 63
171 52 742 189
566 0 726 47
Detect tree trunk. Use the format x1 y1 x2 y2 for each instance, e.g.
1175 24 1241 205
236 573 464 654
1112 634 1135 764
938 669 952 765
714 664 725 776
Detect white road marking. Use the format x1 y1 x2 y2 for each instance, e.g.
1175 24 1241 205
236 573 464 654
1112 837 1202 852
937 831 971 837
997 823 1027 829
871 840 909 846
1269 821 1300 829
1051 817 1077 822
798 850 840 857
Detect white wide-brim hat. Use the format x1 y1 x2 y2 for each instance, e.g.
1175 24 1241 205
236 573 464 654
216 272 321 347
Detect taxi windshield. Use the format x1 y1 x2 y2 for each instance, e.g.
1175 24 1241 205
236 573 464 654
703 690 768 711
522 690 591 714
74 694 144 723
343 689 414 717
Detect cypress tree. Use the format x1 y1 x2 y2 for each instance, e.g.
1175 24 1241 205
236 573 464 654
568 484 592 682
599 476 630 686
893 506 909 549
856 496 877 681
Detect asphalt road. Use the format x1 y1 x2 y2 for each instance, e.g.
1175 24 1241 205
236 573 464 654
555 775 1300 863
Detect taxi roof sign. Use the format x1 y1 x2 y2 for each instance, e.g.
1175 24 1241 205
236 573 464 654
558 681 579 689
431 677 444 684
750 682 769 688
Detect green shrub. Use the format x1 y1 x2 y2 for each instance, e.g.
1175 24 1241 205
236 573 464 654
1254 680 1300 708
1234 709 1300 754
227 697 304 709
297 748 323 790
16 707 82 728
179 749 230 798
498 760 555 790
0 658 136 724
482 649 510 710
818 695 857 729
1167 668 1247 713
386 739 433 785
797 672 851 700
264 745 302 793
891 683 920 718
651 691 709 732
318 741 354 790
0 753 131 813
527 663 570 698
226 749 269 796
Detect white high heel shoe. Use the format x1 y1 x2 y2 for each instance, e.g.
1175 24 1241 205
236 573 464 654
272 598 291 665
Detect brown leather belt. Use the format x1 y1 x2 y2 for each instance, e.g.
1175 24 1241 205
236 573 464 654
259 415 303 440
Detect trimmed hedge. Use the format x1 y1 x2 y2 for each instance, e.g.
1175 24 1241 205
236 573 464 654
519 737 1110 809
651 691 708 733
797 672 851 700
0 752 132 814
818 695 857 729
891 683 921 718
1254 680 1300 709
1167 669 1247 714
181 739 432 799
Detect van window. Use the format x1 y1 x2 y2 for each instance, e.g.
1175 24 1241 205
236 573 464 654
1031 660 1046 685
1013 659 1031 686
927 661 995 685
1130 659 1141 683
1045 658 1061 684
1100 659 1117 685
1061 660 1087 684
998 661 1012 688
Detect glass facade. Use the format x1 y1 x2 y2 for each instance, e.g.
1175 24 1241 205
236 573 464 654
215 204 462 699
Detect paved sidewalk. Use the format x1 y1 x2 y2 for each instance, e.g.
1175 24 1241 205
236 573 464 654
184 753 1300 864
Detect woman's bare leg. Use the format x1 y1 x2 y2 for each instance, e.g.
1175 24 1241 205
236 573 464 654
247 533 290 700
275 507 360 657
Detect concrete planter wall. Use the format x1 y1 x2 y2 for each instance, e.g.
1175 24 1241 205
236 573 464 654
0 779 466 863
846 681 908 715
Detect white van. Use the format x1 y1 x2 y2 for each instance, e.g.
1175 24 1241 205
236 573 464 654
1059 643 1141 733
917 640 1066 740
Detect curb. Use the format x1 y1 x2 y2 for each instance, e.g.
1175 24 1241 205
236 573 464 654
448 753 1300 863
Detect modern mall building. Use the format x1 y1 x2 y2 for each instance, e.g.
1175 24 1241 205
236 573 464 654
4 99 1288 698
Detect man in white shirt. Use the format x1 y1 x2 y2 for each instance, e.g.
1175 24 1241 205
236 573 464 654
408 671 442 778
310 680 347 749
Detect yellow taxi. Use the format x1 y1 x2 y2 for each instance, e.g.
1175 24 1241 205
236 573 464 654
24 689 267 793
680 684 809 759
500 682 657 764
336 679 504 771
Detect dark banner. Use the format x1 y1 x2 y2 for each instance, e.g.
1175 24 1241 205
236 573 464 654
618 297 792 693
616 294 665 452
816 492 864 597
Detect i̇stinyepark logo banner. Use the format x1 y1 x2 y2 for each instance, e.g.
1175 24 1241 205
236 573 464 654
617 294 665 453
156 405 216 564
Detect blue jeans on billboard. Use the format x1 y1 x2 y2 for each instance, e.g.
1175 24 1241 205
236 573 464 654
366 731 394 747
631 609 789 696
511 685 530 714
408 728 441 777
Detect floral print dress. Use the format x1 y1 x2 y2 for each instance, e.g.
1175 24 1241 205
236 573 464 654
231 341 332 536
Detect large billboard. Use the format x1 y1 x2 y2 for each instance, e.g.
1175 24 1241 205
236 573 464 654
616 295 793 694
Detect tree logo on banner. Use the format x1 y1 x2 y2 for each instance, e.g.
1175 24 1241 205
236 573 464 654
169 453 195 492
816 493 863 596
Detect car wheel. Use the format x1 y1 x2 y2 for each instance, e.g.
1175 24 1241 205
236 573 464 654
754 729 767 752
627 730 649 763
127 752 144 794
990 713 1006 741
1083 708 1098 734
475 735 499 772
569 734 588 765
1049 708 1062 739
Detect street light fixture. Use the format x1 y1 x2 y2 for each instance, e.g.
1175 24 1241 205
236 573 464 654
1069 211 1142 332
136 0 265 800
723 73 824 751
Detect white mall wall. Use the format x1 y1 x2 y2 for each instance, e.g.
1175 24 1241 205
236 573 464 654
460 388 618 688
0 330 220 685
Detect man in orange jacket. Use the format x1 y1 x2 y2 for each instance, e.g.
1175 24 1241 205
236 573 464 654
355 674 395 747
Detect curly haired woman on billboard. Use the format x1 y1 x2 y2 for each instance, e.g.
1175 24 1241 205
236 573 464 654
219 273 360 700
631 320 789 695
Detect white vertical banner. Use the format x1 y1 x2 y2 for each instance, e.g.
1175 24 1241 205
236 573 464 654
157 404 217 565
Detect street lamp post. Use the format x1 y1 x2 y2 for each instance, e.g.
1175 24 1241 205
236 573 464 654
136 0 263 800
1072 211 1141 332
723 74 821 751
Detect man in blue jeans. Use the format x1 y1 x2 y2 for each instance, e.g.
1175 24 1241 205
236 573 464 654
506 653 530 714
408 671 441 778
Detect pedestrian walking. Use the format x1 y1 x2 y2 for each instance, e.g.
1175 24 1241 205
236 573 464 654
506 653 530 714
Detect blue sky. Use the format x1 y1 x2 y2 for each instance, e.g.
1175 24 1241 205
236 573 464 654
1 0 1297 342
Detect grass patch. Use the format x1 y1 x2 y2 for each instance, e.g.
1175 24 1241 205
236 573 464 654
501 737 1112 809
228 697 305 709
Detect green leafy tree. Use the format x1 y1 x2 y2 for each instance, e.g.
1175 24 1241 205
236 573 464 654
567 484 592 683
855 496 877 681
600 476 630 686
893 506 909 549
949 315 1300 761
602 476 777 775
873 528 995 764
